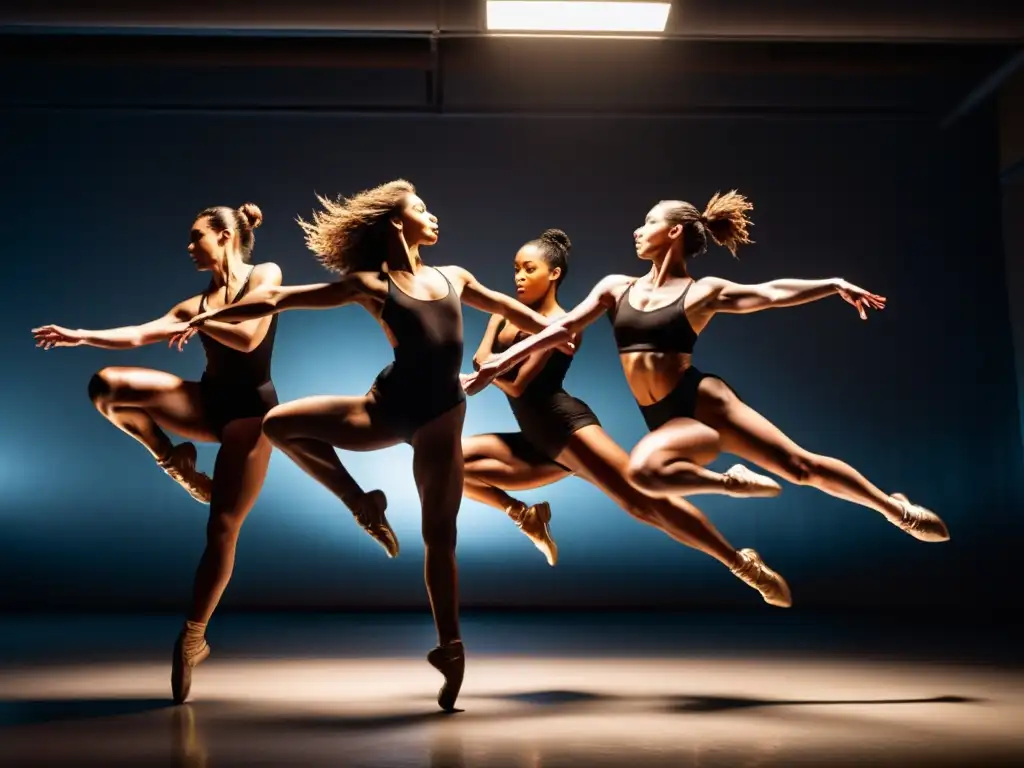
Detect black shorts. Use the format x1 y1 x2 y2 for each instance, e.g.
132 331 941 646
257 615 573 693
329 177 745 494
367 363 466 443
500 390 601 471
200 375 279 440
637 365 739 432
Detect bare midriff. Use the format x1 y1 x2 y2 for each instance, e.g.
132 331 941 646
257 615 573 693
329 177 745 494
619 350 692 406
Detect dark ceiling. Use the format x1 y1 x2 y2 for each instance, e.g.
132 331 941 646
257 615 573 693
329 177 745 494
2 1 1022 121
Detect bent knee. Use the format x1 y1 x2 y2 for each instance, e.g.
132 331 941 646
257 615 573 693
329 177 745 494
261 408 292 443
625 452 661 494
88 367 120 409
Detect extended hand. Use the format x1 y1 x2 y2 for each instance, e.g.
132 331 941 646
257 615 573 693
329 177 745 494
168 325 198 352
32 324 83 349
837 280 886 320
460 366 497 396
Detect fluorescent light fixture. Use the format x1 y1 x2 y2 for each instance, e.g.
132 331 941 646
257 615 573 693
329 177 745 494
486 1 671 33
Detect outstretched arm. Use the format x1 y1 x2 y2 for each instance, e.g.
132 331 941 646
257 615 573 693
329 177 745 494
457 268 552 334
189 275 367 328
461 274 626 396
33 305 191 351
705 277 886 319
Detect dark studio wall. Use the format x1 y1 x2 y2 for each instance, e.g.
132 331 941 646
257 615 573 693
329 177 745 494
1 75 1019 614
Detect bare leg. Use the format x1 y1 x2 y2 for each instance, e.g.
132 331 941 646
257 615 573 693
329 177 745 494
626 415 781 500
88 366 216 453
413 402 468 711
261 394 403 555
560 425 791 606
462 433 568 511
561 426 737 566
696 378 948 541
462 433 568 565
172 417 272 704
88 366 215 502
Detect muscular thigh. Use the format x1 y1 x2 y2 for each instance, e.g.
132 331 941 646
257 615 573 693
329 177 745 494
99 366 216 443
209 417 273 527
412 402 466 504
264 394 402 452
463 433 569 490
561 425 644 503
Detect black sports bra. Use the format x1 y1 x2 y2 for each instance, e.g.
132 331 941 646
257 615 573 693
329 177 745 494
609 278 699 354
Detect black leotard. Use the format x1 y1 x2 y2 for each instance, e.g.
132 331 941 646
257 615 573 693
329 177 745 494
198 266 279 438
490 319 599 470
369 267 466 442
607 277 739 430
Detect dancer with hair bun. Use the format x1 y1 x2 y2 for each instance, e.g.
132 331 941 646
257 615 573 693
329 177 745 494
33 203 284 703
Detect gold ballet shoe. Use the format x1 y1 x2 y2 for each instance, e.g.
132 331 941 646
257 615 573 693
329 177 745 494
731 548 793 607
723 464 782 498
889 493 950 542
353 489 400 558
509 501 558 566
171 625 211 705
158 443 212 504
427 641 465 713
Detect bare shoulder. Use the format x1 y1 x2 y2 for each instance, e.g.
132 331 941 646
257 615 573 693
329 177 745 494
346 270 389 301
594 274 636 304
435 264 471 288
250 261 284 286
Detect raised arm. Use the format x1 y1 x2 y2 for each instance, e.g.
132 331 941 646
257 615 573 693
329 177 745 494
193 263 284 352
455 268 552 335
704 276 886 319
32 303 191 351
189 273 370 328
461 274 627 396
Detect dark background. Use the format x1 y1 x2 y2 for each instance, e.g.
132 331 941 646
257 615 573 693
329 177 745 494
2 1 1022 613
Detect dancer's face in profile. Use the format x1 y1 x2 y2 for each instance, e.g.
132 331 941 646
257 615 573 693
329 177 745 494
395 194 439 247
633 204 680 261
513 244 559 305
187 216 228 271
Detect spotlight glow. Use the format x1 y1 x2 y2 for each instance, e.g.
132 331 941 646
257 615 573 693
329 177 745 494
486 1 672 33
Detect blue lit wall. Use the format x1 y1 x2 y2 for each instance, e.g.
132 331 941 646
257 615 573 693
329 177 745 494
1 108 1019 611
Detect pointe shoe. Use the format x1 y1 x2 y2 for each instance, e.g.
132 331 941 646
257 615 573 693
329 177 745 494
158 443 213 504
512 501 558 566
723 464 782 498
731 548 793 608
889 493 950 543
353 489 400 558
427 641 465 712
171 633 211 705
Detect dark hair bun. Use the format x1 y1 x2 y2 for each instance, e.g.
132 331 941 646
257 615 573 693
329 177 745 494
539 228 571 256
238 202 263 230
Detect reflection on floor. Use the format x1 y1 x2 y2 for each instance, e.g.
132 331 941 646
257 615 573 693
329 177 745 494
0 612 1020 766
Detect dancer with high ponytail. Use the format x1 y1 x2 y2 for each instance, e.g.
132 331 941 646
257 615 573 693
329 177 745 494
173 180 565 712
464 192 949 601
33 203 284 703
463 228 790 606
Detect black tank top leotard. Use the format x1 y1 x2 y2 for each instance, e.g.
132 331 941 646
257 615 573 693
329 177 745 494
607 277 740 430
198 266 280 438
490 319 600 471
369 267 466 442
